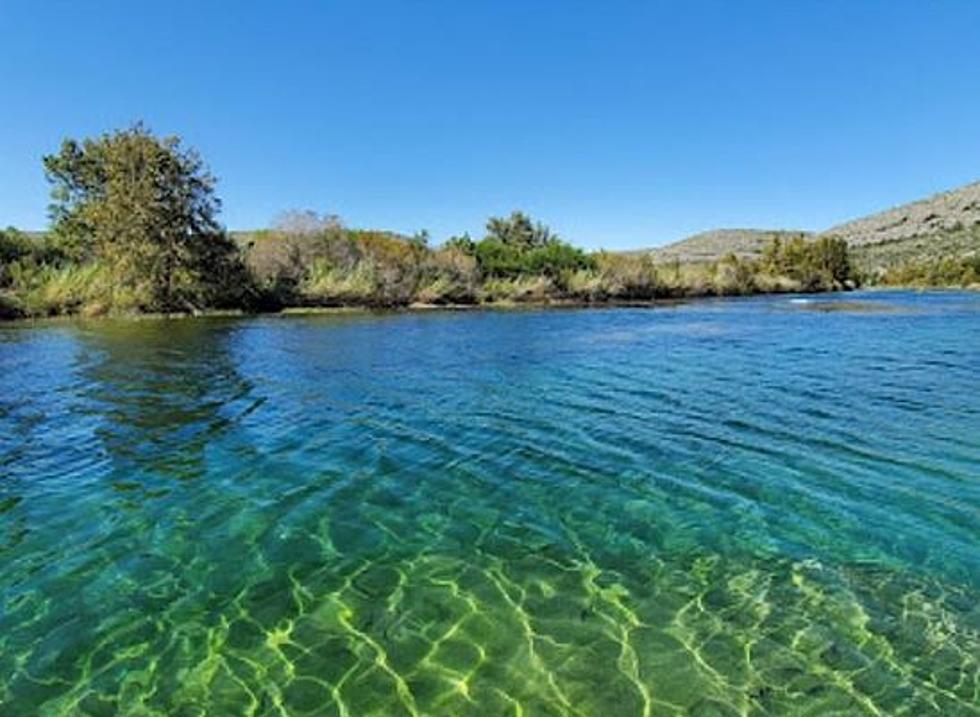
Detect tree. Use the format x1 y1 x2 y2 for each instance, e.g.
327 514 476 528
759 234 853 290
525 241 594 278
810 236 851 285
485 211 556 249
472 211 589 279
444 233 476 253
43 124 248 311
409 229 430 251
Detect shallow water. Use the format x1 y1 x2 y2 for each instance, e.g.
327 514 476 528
0 291 978 716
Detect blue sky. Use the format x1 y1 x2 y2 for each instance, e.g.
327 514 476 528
2 1 979 249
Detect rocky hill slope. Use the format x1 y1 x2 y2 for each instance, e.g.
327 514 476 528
647 229 810 263
822 181 980 246
646 181 980 266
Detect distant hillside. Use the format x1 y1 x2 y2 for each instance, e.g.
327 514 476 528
819 182 980 278
849 224 980 278
821 182 980 246
647 229 811 264
641 181 980 269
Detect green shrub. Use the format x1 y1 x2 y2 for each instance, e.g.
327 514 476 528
302 259 378 304
564 269 605 301
880 255 980 287
0 228 30 265
713 254 757 295
415 247 479 304
6 261 146 317
526 241 595 278
0 229 68 288
472 238 527 278
592 252 663 299
479 276 555 303
759 235 852 290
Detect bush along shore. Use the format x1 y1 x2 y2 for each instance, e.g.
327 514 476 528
1 126 857 320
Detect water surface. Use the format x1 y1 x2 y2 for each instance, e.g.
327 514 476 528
1 291 978 716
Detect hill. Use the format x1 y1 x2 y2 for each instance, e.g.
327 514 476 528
821 181 980 246
639 181 980 276
646 229 811 264
820 182 980 279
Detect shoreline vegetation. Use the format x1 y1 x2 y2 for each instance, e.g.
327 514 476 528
0 290 945 327
1 125 976 322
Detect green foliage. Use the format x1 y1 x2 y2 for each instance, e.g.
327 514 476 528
245 212 584 306
416 246 479 304
242 225 349 301
43 124 251 312
558 252 665 301
878 255 980 287
479 275 555 303
349 230 429 305
302 260 378 303
0 229 67 287
245 219 445 307
471 238 528 278
2 140 875 320
713 253 757 295
525 241 596 278
809 236 851 285
485 211 555 249
4 261 143 317
471 212 593 280
852 223 980 285
0 227 29 265
444 233 476 253
759 235 852 290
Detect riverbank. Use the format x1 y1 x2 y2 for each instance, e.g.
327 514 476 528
0 283 851 324
12 278 978 326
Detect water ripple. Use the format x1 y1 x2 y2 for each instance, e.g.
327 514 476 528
0 292 978 715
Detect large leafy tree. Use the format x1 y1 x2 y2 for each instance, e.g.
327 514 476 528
43 124 247 311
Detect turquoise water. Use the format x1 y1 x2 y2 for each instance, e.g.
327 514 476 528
0 291 978 716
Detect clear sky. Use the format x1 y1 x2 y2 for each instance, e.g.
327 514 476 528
2 1 979 249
